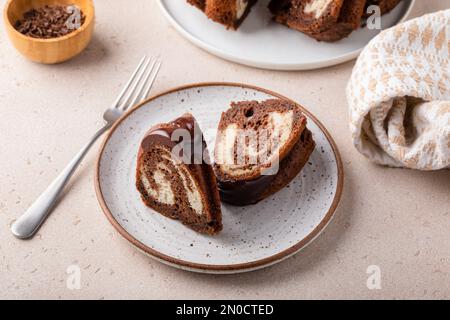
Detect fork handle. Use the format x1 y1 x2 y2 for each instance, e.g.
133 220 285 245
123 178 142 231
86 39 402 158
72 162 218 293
11 123 112 239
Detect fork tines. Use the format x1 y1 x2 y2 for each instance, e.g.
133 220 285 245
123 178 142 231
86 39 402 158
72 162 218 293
113 56 162 111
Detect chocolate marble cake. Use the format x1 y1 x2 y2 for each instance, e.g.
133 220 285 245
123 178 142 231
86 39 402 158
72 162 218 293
365 0 401 16
310 0 366 42
214 99 315 205
269 0 366 42
136 114 222 235
269 0 345 35
187 0 257 29
186 0 402 41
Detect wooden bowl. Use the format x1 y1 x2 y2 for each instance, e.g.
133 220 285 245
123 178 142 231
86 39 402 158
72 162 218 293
3 0 95 64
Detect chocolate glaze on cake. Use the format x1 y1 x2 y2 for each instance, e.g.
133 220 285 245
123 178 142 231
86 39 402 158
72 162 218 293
218 173 274 206
140 114 197 156
136 114 222 235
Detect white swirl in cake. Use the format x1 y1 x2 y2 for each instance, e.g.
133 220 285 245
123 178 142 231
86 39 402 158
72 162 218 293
236 0 249 19
215 111 294 176
179 166 204 215
140 164 175 205
140 148 205 216
304 0 333 19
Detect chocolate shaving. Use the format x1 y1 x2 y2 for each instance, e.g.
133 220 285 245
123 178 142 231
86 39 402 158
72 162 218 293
14 5 86 39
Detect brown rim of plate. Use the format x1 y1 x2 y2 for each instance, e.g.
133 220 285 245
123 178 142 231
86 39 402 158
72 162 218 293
94 82 344 273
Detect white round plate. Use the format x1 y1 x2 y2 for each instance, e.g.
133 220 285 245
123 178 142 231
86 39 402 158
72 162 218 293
158 0 415 70
95 83 343 274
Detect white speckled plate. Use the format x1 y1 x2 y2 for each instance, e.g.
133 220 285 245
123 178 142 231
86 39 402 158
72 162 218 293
157 0 415 70
95 83 343 274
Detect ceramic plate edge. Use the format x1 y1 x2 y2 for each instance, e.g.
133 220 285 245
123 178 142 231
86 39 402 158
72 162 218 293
94 82 344 274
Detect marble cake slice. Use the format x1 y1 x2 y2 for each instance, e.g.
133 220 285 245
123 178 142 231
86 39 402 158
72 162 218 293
270 0 366 42
187 0 258 29
364 0 401 17
214 99 315 205
136 113 223 235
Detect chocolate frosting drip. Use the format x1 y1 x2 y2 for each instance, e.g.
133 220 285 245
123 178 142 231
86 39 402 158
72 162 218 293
218 174 276 206
140 113 204 165
141 113 196 150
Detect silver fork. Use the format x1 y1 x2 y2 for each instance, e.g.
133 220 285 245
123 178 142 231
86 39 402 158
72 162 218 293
11 56 162 239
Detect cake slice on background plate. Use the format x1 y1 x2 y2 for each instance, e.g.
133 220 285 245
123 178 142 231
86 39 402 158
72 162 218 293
269 0 366 42
136 114 223 235
187 0 258 29
310 0 366 42
269 0 345 35
214 99 316 206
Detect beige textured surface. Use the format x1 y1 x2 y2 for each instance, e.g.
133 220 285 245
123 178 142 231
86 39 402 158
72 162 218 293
0 0 449 300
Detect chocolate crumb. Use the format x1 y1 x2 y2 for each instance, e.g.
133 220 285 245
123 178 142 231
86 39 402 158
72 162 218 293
14 5 86 39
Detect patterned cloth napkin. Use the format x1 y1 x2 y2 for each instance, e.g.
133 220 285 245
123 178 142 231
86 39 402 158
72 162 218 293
347 10 450 170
